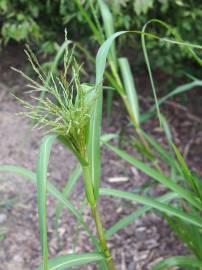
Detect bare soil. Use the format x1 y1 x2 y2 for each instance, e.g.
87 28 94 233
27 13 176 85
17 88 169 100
0 43 202 270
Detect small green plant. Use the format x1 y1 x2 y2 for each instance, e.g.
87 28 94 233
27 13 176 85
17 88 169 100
1 14 202 269
13 43 116 269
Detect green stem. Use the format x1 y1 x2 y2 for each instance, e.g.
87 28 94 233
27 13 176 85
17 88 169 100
91 203 116 270
82 165 116 270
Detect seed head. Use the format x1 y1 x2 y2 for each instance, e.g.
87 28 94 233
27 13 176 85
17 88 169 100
13 42 99 164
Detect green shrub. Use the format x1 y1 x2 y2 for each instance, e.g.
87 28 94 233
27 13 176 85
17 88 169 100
0 0 92 54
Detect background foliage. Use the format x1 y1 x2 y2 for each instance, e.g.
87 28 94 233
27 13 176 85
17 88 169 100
110 0 202 75
1 0 202 76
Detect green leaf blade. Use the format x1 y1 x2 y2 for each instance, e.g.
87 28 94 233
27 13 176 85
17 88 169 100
89 31 126 199
106 143 201 210
100 188 202 228
37 135 57 270
153 255 202 270
119 57 139 127
35 252 104 270
0 164 99 249
106 192 178 239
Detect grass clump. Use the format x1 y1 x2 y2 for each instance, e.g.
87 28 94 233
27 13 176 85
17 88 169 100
11 40 116 269
1 12 202 269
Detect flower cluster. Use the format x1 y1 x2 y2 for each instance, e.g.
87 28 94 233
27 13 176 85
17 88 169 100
14 44 99 163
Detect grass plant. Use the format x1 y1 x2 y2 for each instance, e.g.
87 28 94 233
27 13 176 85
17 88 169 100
0 7 202 268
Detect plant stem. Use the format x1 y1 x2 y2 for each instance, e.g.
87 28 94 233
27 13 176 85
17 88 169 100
91 203 116 270
82 165 116 270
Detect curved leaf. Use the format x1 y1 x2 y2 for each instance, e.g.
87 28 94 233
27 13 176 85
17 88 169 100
0 165 36 181
91 29 202 200
105 143 201 210
142 80 202 122
153 255 202 270
141 19 202 123
88 31 126 200
100 188 202 228
36 252 104 270
106 192 178 239
0 165 98 249
142 19 202 67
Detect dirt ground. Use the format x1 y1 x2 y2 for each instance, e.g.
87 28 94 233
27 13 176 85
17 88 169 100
0 43 202 270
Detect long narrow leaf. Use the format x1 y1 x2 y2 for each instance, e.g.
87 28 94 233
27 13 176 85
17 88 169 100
88 31 126 199
166 215 202 260
141 131 178 170
74 0 103 43
141 19 202 123
100 188 202 228
156 80 202 109
143 80 202 121
106 192 178 239
141 25 160 123
0 165 99 249
98 0 116 62
172 144 202 200
36 135 57 270
36 252 104 270
0 165 36 181
105 143 201 210
119 57 139 127
90 29 202 199
153 255 202 270
142 19 202 67
98 0 117 125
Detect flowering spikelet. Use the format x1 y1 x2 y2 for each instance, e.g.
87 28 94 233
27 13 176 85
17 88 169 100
13 42 99 163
